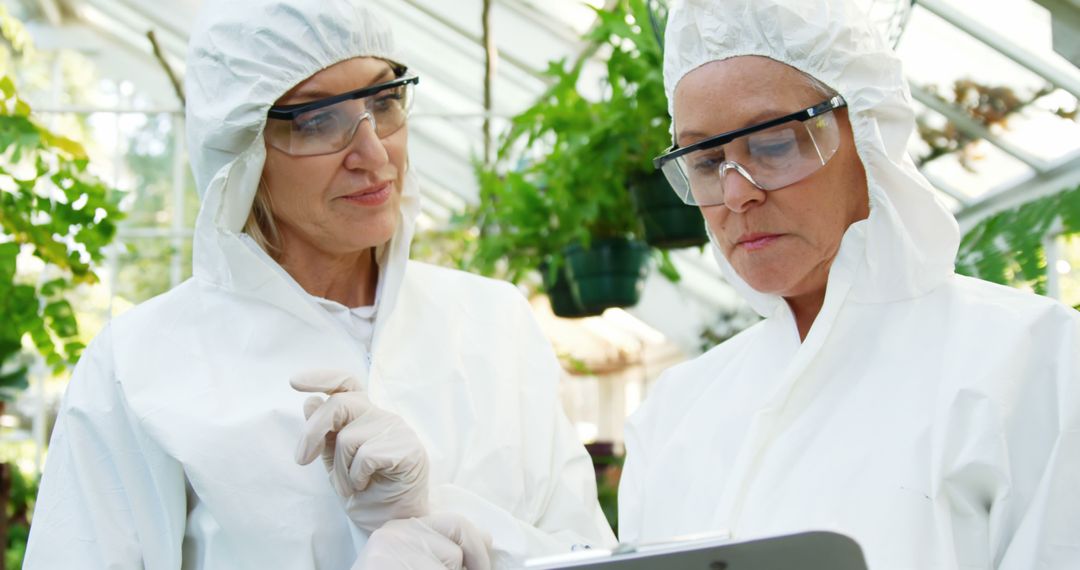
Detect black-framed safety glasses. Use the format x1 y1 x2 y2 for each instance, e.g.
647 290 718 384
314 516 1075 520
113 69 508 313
653 95 847 206
265 69 420 156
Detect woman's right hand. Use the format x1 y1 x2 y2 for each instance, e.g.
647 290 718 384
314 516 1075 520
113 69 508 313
291 369 430 532
352 513 493 570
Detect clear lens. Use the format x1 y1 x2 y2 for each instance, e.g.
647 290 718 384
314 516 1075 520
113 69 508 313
265 82 414 156
662 110 841 207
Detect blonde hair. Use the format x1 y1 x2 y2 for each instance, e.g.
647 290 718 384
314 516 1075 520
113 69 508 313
243 179 281 255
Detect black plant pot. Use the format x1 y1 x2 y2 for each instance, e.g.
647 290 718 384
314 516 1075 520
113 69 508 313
564 238 651 313
629 170 708 249
541 262 602 318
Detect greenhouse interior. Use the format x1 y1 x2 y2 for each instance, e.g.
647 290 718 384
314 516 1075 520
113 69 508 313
2 0 1079 567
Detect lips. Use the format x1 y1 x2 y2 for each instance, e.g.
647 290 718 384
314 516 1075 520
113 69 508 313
339 181 392 206
735 232 783 251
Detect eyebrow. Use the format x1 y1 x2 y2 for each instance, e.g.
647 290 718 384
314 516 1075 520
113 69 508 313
676 107 798 146
289 67 396 102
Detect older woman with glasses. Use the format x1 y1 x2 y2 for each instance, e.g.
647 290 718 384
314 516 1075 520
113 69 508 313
25 1 614 568
618 0 1080 568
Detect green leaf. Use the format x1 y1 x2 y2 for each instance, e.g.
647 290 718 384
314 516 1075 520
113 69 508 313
13 98 30 117
655 249 680 282
956 184 1080 294
39 279 70 300
0 75 14 99
39 128 87 159
64 340 86 361
45 351 64 371
44 299 79 340
0 242 17 282
0 338 21 366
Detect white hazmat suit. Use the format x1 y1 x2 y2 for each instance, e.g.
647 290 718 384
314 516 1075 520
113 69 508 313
618 0 1080 568
25 1 614 568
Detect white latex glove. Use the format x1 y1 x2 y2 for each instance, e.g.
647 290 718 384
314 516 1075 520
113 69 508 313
292 369 430 531
352 513 493 570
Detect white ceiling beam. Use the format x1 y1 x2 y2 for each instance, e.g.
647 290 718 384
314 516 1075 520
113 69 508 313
391 0 547 80
497 0 584 45
73 0 188 72
37 0 63 25
955 150 1080 231
918 0 1080 99
921 169 974 207
910 82 1052 174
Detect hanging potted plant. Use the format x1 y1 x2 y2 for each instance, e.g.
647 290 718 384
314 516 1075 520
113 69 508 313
591 0 708 250
563 237 651 314
467 164 600 317
629 169 709 249
464 0 702 316
468 66 652 316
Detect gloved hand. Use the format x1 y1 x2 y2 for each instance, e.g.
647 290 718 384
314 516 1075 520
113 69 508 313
292 369 429 531
352 513 493 570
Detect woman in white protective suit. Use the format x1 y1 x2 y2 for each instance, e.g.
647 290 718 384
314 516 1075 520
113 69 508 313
24 0 615 568
618 0 1080 568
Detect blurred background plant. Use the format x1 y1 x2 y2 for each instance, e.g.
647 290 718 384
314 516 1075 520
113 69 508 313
0 6 122 567
956 184 1080 301
438 0 697 319
912 72 1079 307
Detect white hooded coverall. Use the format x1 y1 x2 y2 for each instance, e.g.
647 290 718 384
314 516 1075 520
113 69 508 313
24 1 615 568
617 1 1080 569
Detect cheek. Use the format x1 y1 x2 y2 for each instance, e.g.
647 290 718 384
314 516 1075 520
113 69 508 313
383 131 408 174
832 125 870 221
263 156 335 222
790 200 845 255
700 206 727 242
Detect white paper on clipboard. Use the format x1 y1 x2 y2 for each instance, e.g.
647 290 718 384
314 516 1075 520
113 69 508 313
520 530 867 569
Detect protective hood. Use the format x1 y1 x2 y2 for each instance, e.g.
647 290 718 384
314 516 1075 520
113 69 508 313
184 0 421 331
664 0 960 317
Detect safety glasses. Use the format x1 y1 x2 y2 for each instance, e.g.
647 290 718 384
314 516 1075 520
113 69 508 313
265 71 419 156
654 96 846 207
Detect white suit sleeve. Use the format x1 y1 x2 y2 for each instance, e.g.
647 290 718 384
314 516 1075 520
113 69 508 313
430 291 616 567
996 312 1080 569
24 325 187 569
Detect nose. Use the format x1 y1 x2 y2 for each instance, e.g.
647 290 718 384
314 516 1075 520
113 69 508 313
719 162 766 213
343 114 390 171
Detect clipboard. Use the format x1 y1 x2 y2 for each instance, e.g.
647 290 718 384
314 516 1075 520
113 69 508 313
522 530 868 569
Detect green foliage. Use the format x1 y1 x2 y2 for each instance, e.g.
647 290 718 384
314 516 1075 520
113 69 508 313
463 0 670 283
956 185 1080 294
594 454 623 536
698 307 763 353
584 445 624 535
0 13 122 562
4 466 37 568
0 70 123 392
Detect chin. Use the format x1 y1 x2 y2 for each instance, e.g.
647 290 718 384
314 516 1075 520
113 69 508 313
734 264 798 296
364 222 398 249
336 217 398 253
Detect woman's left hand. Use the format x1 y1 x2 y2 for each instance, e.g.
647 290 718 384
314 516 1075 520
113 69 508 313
351 513 493 570
292 369 430 531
